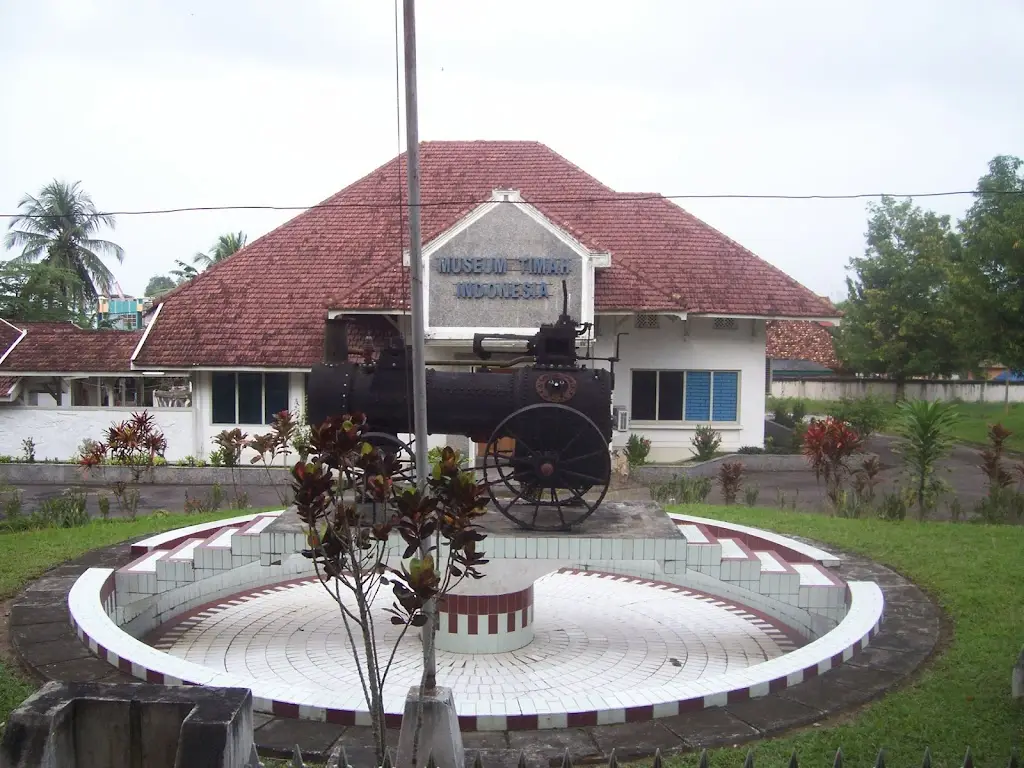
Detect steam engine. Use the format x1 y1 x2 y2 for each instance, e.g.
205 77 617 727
306 286 615 530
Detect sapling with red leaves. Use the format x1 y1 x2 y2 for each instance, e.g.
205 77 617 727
80 410 167 519
802 416 864 510
980 423 1015 494
291 412 489 766
717 460 745 504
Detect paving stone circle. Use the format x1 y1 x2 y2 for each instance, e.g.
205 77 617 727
147 571 799 709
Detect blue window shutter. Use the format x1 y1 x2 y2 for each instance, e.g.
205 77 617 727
712 372 739 421
684 371 711 421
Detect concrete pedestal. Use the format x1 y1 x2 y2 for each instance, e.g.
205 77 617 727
264 501 686 658
395 686 464 768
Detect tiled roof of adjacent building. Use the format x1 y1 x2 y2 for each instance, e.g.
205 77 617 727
126 140 838 367
0 376 18 399
0 318 24 359
766 320 839 368
0 321 143 374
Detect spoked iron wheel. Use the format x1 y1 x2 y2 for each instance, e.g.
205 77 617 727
482 403 611 531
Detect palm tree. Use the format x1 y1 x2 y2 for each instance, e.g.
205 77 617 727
3 180 124 309
170 259 199 284
193 231 247 270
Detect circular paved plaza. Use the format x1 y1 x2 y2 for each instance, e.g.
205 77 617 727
148 570 799 707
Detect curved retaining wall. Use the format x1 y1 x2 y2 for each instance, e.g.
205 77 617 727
66 513 885 731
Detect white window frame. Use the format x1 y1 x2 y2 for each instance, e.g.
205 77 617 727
211 371 290 426
629 368 741 425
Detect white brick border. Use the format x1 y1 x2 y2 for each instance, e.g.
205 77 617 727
69 567 882 732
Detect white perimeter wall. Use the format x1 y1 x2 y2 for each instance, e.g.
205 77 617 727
772 377 1024 404
595 316 767 462
0 407 195 462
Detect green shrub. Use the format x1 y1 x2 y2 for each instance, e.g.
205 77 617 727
690 426 721 462
624 433 651 467
292 424 313 463
973 486 1024 524
185 483 225 515
737 446 765 454
768 397 808 429
892 400 960 519
1 484 23 519
2 489 91 532
877 489 911 521
20 438 36 463
650 475 712 504
743 486 760 506
0 455 12 463
212 429 247 468
826 395 890 440
791 400 808 423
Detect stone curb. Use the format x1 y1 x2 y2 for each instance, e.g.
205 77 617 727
8 530 942 764
0 463 292 487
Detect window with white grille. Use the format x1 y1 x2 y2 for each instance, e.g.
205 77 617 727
635 314 659 329
713 317 738 331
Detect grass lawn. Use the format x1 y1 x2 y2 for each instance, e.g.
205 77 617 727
660 505 1024 768
2 506 1022 768
795 399 1024 453
0 509 269 728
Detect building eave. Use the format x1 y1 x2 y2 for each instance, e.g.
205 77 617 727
697 313 842 325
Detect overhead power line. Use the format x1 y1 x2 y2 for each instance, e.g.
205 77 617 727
1 188 1021 220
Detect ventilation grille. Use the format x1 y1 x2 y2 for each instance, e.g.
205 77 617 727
635 314 660 329
613 406 629 431
714 317 738 331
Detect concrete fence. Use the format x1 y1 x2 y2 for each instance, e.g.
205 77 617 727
772 377 1024 404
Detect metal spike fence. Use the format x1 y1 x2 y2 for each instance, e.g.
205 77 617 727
271 744 1022 768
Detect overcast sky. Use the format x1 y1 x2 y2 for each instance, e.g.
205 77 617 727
2 0 1021 302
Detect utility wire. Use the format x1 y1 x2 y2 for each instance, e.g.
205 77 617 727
1 188 1021 220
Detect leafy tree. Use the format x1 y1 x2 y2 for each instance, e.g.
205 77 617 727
144 274 176 297
835 196 976 395
955 155 1024 387
0 260 86 323
193 230 247 270
3 180 124 309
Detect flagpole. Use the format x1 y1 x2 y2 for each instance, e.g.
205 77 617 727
402 0 436 690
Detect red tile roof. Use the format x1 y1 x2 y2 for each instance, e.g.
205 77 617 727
0 318 24 359
0 376 18 399
0 322 143 374
135 141 839 368
767 320 839 368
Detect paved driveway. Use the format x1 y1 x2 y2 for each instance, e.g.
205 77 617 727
0 438 1010 522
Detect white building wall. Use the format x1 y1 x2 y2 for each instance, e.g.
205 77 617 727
0 407 195 462
594 315 767 462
